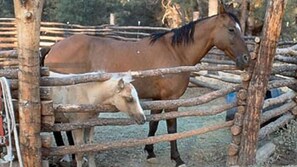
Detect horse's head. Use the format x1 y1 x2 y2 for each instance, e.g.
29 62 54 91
212 1 250 70
109 75 146 125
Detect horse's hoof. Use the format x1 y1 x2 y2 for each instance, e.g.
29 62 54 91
60 154 71 162
147 157 159 164
177 164 187 167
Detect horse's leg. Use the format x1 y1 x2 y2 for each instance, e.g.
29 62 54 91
85 127 96 167
144 109 162 163
72 128 85 167
165 108 185 167
53 131 65 146
66 130 75 160
53 131 72 162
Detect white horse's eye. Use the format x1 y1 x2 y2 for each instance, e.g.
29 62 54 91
125 96 134 102
228 27 235 33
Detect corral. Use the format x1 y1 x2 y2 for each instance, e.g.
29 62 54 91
0 1 297 167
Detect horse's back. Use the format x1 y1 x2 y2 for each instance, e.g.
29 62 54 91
45 34 95 73
44 34 190 100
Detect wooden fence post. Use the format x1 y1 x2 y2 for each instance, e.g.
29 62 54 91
238 0 287 166
192 11 200 21
13 0 45 166
110 13 115 25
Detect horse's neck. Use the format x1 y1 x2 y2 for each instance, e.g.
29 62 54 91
169 18 216 66
53 81 115 105
82 81 116 104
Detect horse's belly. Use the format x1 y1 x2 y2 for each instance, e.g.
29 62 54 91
133 74 190 100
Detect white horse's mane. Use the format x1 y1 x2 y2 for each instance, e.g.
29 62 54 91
49 71 133 83
111 73 133 83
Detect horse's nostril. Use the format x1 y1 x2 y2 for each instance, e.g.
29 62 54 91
136 114 146 125
243 54 249 62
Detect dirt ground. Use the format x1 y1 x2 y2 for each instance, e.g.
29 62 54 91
51 86 297 167
92 87 231 167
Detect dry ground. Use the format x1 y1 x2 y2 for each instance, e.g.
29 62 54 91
50 86 297 167
93 87 231 167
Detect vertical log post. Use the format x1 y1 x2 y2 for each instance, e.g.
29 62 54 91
13 0 45 166
110 13 115 25
226 37 261 166
238 1 287 166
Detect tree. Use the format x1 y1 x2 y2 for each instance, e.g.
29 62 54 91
208 0 218 16
281 0 297 41
0 1 14 17
116 0 163 26
46 0 122 25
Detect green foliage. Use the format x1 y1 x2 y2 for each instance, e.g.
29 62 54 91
0 0 296 41
43 0 123 25
281 0 297 41
0 0 14 17
116 0 163 26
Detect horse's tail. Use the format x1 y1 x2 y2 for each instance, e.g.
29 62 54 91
39 46 51 67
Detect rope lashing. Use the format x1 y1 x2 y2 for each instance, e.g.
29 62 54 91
0 77 23 167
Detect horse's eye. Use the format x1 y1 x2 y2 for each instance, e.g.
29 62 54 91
125 96 134 102
228 28 235 33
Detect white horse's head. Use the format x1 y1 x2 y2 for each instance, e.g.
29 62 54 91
106 74 146 125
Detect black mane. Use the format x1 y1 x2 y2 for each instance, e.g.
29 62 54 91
150 12 240 46
150 20 198 46
227 12 241 28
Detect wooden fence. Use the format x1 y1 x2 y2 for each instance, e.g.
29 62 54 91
0 18 171 50
0 17 274 51
1 18 297 166
0 38 296 166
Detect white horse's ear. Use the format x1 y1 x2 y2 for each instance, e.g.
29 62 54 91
118 78 125 90
218 0 226 14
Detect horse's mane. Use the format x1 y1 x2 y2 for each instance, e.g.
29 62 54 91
150 12 240 46
111 73 133 83
49 71 133 83
49 71 105 77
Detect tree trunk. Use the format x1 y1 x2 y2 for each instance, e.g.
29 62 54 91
13 0 45 166
240 0 248 35
246 1 255 36
208 0 218 16
238 0 287 166
196 0 203 17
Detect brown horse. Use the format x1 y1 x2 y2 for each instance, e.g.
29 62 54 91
41 3 250 167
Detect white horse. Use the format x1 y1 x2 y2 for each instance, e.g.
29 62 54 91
49 71 146 167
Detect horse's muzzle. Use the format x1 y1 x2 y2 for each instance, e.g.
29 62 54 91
135 114 146 125
236 53 250 70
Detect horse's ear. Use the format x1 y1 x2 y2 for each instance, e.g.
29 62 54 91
226 3 234 10
218 0 226 14
117 78 125 90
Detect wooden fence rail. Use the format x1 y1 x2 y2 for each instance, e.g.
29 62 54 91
1 18 295 50
44 103 237 132
42 121 234 157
